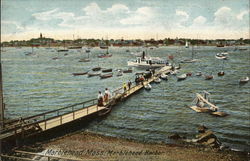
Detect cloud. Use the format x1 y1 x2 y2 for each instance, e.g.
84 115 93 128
175 9 189 21
32 8 59 21
214 6 234 26
120 7 155 25
236 10 249 20
1 20 25 32
193 16 207 25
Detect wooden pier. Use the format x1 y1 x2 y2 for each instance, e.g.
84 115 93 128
0 66 172 145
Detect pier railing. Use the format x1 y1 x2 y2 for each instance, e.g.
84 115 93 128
0 99 97 135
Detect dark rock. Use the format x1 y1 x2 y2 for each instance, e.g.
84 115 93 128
169 133 182 140
198 125 208 133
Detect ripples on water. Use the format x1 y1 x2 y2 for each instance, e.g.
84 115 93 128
2 46 250 151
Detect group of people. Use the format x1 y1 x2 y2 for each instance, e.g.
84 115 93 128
98 88 111 106
123 80 132 93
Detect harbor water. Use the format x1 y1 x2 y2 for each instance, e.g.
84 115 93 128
2 46 250 151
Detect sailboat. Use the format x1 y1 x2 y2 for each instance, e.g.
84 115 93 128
79 49 91 62
25 45 35 56
98 38 112 58
188 91 228 117
185 41 189 48
98 47 112 58
57 41 68 52
181 46 199 63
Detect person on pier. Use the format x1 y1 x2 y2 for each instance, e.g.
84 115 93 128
104 88 111 102
98 91 104 106
128 80 132 90
123 83 127 93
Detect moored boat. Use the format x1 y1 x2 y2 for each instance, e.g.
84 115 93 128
72 72 88 76
88 72 101 77
204 75 213 80
79 58 90 62
160 73 168 80
102 68 112 73
239 77 249 84
100 73 113 79
144 83 152 90
123 68 133 73
92 67 101 71
217 71 225 76
154 78 161 83
177 74 187 81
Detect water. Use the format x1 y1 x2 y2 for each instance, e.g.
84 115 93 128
2 46 250 151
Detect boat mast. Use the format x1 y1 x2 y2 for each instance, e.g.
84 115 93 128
191 45 194 59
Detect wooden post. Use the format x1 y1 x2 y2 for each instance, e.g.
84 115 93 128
60 115 62 125
44 121 46 130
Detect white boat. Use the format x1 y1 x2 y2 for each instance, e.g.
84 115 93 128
160 73 168 80
215 53 228 60
177 74 187 81
154 78 161 83
239 77 249 84
144 83 152 90
128 51 168 69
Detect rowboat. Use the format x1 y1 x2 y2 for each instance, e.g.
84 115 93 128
92 67 101 71
79 58 90 62
102 68 112 73
239 77 249 84
100 73 113 79
217 71 225 76
205 75 213 80
154 78 161 83
177 74 187 81
144 83 152 90
160 73 168 80
123 68 133 73
72 72 88 76
88 72 100 77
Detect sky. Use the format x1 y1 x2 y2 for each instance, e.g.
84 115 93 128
1 0 249 41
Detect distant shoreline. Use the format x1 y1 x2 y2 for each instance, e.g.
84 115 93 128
2 44 249 48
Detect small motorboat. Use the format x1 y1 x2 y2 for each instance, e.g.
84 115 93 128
100 73 113 79
239 77 249 84
204 75 213 80
116 70 123 77
92 67 101 71
154 78 161 83
88 72 101 77
160 73 168 80
177 74 187 81
144 83 152 90
217 71 225 76
72 72 88 76
102 68 112 73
